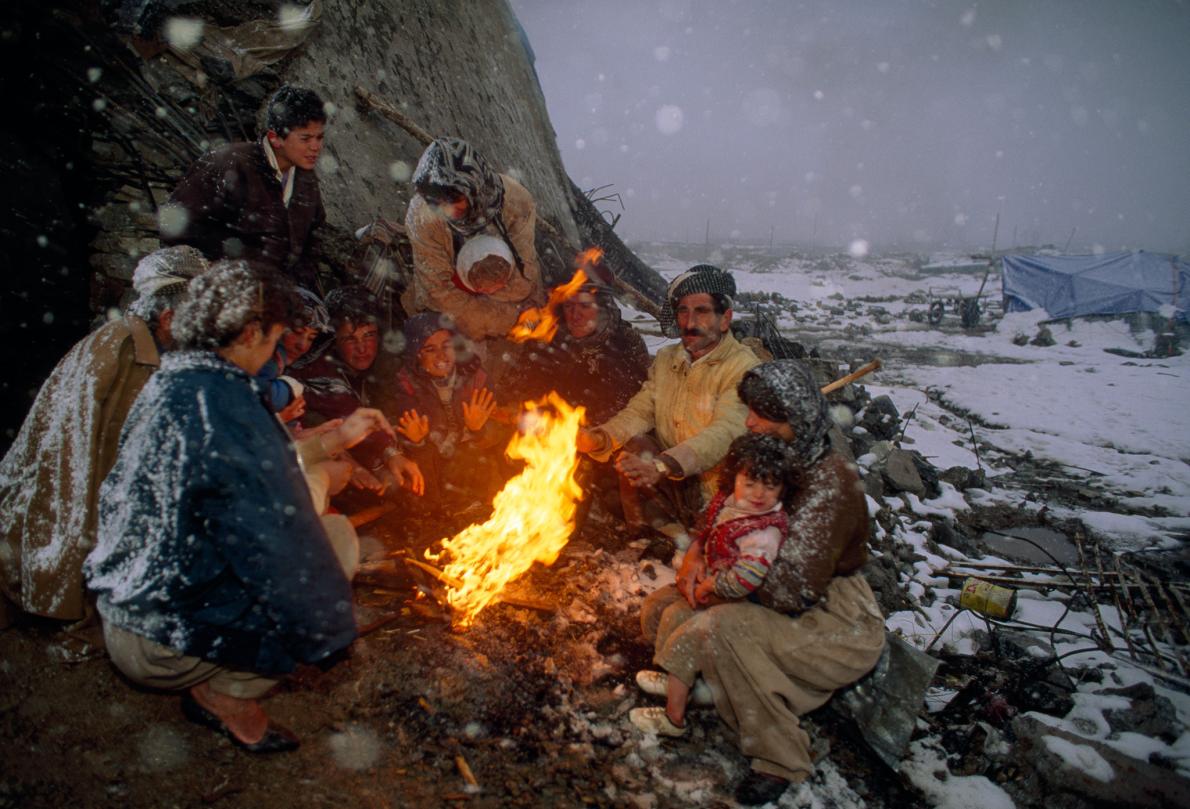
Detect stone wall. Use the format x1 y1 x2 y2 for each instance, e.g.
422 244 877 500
285 0 580 244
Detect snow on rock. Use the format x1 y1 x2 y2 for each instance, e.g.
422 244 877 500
902 739 1016 808
1041 735 1115 782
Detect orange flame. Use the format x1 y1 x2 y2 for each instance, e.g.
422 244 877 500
425 392 586 628
508 247 605 343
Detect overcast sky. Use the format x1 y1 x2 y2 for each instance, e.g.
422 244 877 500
509 0 1190 253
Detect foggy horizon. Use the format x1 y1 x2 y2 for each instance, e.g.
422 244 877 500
510 0 1190 255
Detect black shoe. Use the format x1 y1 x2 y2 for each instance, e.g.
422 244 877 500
181 694 300 754
734 770 790 806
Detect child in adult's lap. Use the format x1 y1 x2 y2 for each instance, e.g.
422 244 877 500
631 433 794 735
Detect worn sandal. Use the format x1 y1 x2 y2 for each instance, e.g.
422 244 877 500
634 670 714 706
628 706 688 737
181 694 300 754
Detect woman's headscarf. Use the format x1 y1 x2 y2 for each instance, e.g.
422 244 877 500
412 137 505 237
737 360 832 467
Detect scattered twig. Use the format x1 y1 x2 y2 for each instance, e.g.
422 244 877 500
894 401 920 446
356 612 402 637
201 776 244 805
455 754 479 788
966 418 983 473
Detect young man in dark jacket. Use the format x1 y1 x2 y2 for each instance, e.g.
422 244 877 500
85 262 356 754
293 286 424 495
160 85 327 290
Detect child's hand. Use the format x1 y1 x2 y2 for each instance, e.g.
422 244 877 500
397 409 430 444
462 387 496 432
693 577 717 606
278 395 306 424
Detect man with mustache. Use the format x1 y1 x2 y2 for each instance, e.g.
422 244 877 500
577 265 761 545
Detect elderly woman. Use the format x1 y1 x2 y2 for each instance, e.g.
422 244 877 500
636 359 885 805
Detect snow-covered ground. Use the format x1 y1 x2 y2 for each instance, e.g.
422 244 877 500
631 242 1190 551
617 244 1190 807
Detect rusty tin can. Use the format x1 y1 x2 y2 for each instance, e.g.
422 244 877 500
959 577 1017 619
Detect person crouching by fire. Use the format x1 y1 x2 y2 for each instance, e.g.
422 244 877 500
379 312 513 521
509 260 651 533
292 285 424 497
85 262 357 753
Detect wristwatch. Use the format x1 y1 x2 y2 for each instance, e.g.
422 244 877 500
653 455 681 480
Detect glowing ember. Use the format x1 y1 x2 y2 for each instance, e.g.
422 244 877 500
425 393 586 628
507 247 605 343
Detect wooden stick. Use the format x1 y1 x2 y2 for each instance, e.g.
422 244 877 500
348 502 397 528
405 557 464 588
354 86 434 146
820 359 882 394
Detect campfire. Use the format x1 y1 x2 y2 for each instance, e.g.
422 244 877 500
425 393 586 628
507 247 605 343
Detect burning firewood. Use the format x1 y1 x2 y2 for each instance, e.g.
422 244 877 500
403 558 554 615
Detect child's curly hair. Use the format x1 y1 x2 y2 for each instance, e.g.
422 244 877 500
717 432 802 509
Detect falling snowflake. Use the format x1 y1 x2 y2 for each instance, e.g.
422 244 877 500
655 105 684 135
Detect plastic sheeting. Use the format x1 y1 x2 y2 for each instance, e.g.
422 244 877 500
835 633 941 771
1002 250 1189 322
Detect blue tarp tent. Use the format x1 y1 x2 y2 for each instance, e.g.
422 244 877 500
1002 251 1189 322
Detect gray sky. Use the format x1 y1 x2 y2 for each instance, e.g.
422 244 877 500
509 0 1190 253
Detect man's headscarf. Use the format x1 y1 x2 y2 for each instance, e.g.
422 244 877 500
295 287 331 332
658 264 736 337
738 360 832 468
412 137 505 237
127 245 209 318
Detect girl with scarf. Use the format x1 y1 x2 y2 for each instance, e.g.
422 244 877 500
633 360 886 806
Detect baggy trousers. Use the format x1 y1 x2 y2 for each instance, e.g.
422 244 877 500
641 573 885 782
102 518 359 700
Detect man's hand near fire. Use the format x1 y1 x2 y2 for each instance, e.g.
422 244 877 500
386 451 425 496
348 459 385 494
616 450 663 488
462 387 497 432
576 427 608 455
313 408 397 456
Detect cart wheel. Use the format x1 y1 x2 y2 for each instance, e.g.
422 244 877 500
960 298 981 328
927 300 945 326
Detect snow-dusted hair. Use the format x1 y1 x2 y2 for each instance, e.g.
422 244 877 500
171 260 300 350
